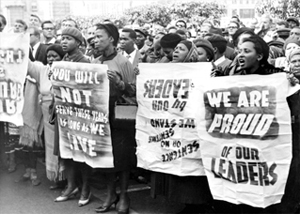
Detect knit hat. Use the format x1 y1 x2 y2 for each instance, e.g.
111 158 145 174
287 17 300 26
207 34 227 54
160 33 182 49
276 28 291 40
288 48 300 62
283 36 300 51
46 44 65 59
134 28 148 37
232 27 254 46
179 40 192 51
193 38 214 60
210 27 223 36
62 27 83 45
97 23 119 47
229 20 240 29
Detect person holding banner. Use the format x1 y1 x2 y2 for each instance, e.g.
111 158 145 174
92 23 136 214
25 44 66 188
212 34 300 213
54 27 92 207
151 39 215 214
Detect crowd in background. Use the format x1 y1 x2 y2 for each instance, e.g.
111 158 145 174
1 10 300 214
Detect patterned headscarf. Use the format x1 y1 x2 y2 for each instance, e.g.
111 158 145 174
179 40 199 63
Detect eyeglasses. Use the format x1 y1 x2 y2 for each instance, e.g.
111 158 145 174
228 26 238 29
43 27 54 31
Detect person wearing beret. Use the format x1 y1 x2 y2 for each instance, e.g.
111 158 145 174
287 17 300 29
193 38 214 62
54 27 92 207
159 33 182 63
92 23 136 214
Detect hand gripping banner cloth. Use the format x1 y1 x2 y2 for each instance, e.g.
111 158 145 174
197 73 292 208
51 61 113 168
0 33 29 126
136 63 212 176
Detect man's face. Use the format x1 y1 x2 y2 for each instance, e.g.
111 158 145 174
290 28 300 38
262 17 271 30
14 22 26 33
119 32 135 53
289 21 298 29
94 29 113 52
176 21 186 30
61 35 79 53
30 16 40 27
135 31 146 49
198 25 210 38
42 23 55 39
29 28 39 46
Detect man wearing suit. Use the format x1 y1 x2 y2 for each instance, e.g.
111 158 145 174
28 27 47 65
119 28 141 71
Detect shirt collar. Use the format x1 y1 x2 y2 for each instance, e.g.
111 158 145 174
32 42 40 51
214 55 226 66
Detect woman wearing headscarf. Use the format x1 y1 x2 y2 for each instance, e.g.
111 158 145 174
92 23 136 214
17 44 66 187
151 40 215 214
212 34 300 213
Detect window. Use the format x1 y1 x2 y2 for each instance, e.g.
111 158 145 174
240 9 255 18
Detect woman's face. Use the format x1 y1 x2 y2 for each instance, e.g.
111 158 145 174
285 43 300 58
47 50 62 66
196 47 208 62
172 43 189 62
289 54 300 73
237 41 261 71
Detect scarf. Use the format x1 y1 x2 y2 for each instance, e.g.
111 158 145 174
19 78 43 147
183 43 199 63
99 48 118 64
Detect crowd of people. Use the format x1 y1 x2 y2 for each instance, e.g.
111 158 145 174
1 10 300 214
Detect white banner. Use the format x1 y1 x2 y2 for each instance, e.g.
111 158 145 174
197 73 292 208
136 63 211 176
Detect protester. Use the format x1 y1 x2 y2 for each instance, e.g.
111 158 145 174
26 44 66 187
159 33 182 62
92 23 136 214
13 19 27 33
119 28 141 70
275 36 300 70
193 38 214 62
41 20 56 44
53 27 92 207
29 26 48 65
152 40 214 214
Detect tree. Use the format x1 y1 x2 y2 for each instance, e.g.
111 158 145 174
256 0 300 19
124 1 226 27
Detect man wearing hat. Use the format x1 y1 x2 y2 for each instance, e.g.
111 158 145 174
207 34 232 71
159 33 182 62
287 17 300 29
60 27 89 62
134 28 148 50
